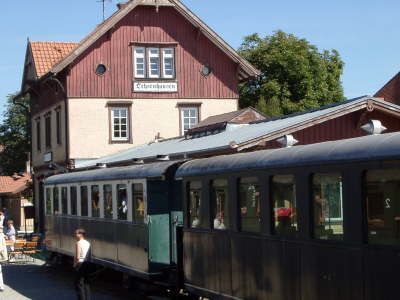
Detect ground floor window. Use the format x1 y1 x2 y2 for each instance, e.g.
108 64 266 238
272 175 297 236
366 168 400 245
313 173 343 240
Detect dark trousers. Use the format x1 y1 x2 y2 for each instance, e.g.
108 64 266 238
74 262 92 300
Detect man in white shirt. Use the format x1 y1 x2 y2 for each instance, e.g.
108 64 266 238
74 228 92 300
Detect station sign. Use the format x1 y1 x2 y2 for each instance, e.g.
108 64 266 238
133 82 178 93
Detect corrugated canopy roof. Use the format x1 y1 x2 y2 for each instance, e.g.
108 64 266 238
175 132 400 178
75 97 400 169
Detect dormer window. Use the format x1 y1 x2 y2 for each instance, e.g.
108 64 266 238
133 45 175 80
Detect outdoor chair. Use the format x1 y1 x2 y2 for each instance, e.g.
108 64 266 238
8 241 28 264
23 241 38 262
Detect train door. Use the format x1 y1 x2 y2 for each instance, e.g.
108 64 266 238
147 180 171 266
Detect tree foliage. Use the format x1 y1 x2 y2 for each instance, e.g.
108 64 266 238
0 94 30 175
239 31 345 117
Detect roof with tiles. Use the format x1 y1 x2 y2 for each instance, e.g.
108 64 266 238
0 173 31 195
29 41 78 77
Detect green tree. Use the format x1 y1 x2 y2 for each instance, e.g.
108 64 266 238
239 31 345 117
0 94 30 175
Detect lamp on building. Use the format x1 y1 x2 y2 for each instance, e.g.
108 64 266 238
361 120 387 135
276 134 298 148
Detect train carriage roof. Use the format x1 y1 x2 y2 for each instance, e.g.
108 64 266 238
45 160 181 185
175 132 400 178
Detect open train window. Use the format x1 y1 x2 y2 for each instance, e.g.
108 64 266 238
239 177 261 233
211 179 229 230
312 173 343 240
61 187 68 215
272 175 297 236
117 184 128 220
91 185 100 218
365 168 400 245
104 184 113 219
132 183 145 223
45 188 52 215
80 186 88 217
53 187 59 214
188 181 202 228
70 186 78 216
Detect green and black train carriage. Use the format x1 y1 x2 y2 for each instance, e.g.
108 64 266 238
44 132 400 300
44 160 184 281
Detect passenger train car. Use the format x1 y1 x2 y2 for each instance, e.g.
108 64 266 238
44 132 400 300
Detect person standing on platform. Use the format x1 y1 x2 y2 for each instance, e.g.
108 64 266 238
73 228 92 300
0 227 8 292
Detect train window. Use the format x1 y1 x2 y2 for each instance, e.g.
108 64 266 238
212 179 229 230
46 188 52 215
61 187 68 215
365 169 400 245
239 177 261 232
188 181 202 228
91 185 100 218
117 184 128 220
272 175 297 236
53 187 59 214
80 186 88 217
70 186 78 216
103 184 113 219
312 173 343 240
132 183 145 223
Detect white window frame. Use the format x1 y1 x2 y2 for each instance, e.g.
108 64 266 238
181 107 199 135
162 48 175 79
111 107 129 142
133 47 146 78
147 48 161 78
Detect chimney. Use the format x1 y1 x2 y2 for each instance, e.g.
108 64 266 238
117 2 129 10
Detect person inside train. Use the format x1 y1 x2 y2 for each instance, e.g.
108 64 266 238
74 228 92 300
137 198 145 217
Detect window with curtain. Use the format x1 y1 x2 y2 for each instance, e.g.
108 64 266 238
212 179 229 230
239 177 261 232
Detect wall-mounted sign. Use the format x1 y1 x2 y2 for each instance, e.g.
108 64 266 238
133 82 178 93
43 152 53 163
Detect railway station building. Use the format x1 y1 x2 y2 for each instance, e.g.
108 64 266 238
14 0 260 231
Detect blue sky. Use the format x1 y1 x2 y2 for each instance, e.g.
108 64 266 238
1 0 399 118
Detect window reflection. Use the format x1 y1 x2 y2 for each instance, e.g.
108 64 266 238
239 177 261 232
313 173 343 240
53 187 59 214
132 183 145 223
70 186 78 216
272 175 297 236
104 184 113 219
188 181 202 228
46 188 52 215
212 179 229 230
366 169 400 245
80 186 88 217
117 184 128 220
61 187 68 215
91 185 100 218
